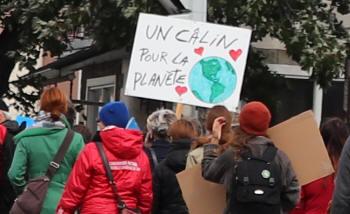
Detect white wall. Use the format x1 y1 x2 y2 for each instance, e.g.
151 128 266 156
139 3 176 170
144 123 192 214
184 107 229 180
177 0 207 21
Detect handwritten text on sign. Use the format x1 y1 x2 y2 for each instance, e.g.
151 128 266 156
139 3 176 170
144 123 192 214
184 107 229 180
125 13 252 111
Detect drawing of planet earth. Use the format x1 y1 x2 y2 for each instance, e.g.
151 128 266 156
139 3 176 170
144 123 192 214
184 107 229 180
189 56 237 104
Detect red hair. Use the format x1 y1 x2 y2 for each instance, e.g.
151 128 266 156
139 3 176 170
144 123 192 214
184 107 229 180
40 87 68 121
168 119 198 141
192 106 235 150
321 117 349 171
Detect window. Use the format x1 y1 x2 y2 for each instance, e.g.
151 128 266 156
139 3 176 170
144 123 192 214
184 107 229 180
86 75 116 132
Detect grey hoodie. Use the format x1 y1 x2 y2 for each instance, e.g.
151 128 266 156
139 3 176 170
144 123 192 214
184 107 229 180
201 136 300 214
331 137 350 214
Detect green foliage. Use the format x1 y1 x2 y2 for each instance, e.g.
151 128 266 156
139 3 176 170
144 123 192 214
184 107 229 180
6 76 42 114
0 0 146 71
0 0 155 112
208 0 350 103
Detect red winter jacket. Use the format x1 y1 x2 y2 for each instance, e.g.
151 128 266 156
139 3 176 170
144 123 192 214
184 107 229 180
290 174 334 214
0 125 6 184
56 126 153 214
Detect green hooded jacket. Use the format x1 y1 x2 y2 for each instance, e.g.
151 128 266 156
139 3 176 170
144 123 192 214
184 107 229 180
8 118 85 214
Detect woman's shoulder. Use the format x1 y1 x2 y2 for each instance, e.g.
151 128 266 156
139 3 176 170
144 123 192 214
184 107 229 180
80 141 98 153
14 126 57 142
188 147 204 157
275 147 290 162
71 130 85 142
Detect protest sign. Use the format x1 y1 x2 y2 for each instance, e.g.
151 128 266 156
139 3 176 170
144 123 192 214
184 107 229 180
267 110 334 185
177 111 334 213
176 165 225 214
125 13 252 111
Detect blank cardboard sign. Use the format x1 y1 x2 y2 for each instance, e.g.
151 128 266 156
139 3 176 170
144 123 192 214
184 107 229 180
267 110 334 185
176 165 226 214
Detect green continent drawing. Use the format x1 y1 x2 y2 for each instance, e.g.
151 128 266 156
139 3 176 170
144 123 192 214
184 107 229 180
189 57 237 104
210 82 225 102
201 58 221 82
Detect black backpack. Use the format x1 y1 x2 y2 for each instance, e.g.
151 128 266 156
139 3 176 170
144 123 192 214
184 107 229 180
0 128 17 213
230 144 282 214
2 121 26 177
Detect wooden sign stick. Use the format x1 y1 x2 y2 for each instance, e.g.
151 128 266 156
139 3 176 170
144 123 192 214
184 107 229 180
176 103 184 119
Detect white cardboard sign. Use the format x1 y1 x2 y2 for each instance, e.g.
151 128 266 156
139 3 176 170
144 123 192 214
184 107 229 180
125 13 252 111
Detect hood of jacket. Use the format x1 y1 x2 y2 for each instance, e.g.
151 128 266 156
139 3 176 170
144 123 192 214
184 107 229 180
243 136 274 157
99 126 144 159
165 139 192 173
14 117 68 143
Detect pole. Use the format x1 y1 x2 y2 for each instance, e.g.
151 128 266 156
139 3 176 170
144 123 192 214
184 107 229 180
312 81 323 126
176 103 184 119
344 58 350 123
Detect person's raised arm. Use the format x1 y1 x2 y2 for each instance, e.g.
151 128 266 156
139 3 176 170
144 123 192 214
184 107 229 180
202 117 233 183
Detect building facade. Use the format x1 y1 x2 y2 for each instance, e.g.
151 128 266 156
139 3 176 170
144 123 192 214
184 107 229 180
18 1 350 133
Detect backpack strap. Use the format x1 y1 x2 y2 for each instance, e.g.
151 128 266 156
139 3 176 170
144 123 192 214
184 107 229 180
95 141 127 210
261 144 278 163
46 129 74 179
148 147 159 168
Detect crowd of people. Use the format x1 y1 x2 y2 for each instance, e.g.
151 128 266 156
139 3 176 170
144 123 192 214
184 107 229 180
0 87 350 214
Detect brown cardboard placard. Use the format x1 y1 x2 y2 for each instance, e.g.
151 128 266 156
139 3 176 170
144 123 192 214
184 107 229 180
177 110 334 213
267 110 334 185
176 165 226 214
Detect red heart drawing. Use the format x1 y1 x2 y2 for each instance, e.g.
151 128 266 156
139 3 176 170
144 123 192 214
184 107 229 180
194 47 204 56
175 86 188 96
229 49 242 61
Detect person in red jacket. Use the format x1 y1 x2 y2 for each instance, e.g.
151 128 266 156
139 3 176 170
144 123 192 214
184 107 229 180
290 117 348 214
57 101 153 214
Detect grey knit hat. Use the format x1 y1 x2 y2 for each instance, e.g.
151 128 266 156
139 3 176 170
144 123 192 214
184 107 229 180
146 109 177 133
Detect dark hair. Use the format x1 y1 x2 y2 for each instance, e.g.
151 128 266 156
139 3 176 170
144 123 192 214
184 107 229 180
320 117 349 170
65 102 76 126
73 124 92 144
168 119 198 141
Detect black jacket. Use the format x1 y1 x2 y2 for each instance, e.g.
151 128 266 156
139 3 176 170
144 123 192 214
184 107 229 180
0 120 24 213
152 139 191 214
146 139 171 170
